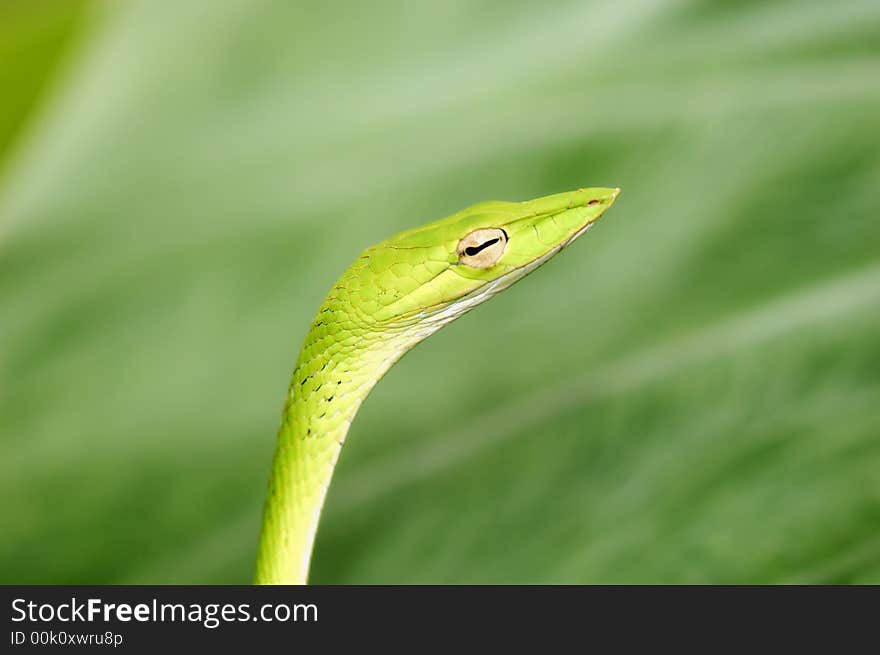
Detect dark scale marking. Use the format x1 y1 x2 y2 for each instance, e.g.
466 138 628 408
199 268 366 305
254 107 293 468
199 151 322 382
587 199 600 206
327 395 335 402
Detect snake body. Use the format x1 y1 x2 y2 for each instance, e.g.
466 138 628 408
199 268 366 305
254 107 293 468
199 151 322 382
255 187 620 584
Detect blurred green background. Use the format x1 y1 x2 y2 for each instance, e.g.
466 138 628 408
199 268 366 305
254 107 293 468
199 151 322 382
2 0 880 584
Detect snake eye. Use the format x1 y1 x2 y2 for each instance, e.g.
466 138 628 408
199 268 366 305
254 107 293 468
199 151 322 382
457 228 508 268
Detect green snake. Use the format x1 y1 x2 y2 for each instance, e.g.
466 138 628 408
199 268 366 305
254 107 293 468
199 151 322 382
254 187 621 584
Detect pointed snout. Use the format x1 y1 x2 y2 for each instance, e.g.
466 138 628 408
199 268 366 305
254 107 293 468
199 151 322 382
498 185 621 262
574 186 621 216
517 186 621 221
581 186 620 226
556 187 620 246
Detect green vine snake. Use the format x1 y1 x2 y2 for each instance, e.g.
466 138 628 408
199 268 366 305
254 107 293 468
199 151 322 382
254 186 621 584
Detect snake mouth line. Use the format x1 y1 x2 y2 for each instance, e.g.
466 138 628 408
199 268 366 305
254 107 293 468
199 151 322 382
415 222 598 328
566 221 594 246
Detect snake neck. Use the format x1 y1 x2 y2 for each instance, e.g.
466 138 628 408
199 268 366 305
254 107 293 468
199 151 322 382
254 315 413 584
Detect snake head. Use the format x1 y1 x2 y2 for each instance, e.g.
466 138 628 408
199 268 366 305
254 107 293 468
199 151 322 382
338 187 620 328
